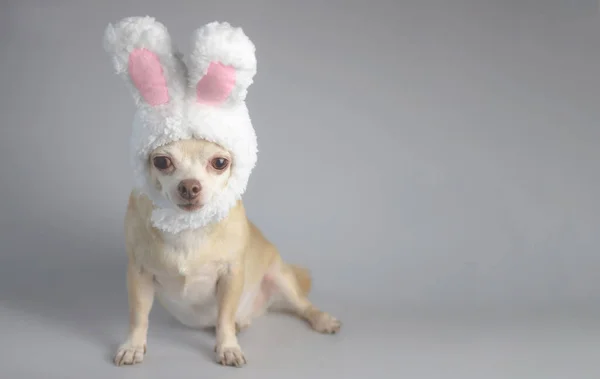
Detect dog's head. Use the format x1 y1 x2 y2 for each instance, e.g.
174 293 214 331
148 139 233 212
104 17 258 232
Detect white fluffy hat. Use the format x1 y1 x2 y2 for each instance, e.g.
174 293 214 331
103 16 258 234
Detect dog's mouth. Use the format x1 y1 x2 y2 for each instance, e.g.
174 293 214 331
177 203 203 212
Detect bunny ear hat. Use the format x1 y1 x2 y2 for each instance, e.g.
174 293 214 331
103 16 258 234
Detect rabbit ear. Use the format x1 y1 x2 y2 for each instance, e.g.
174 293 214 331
187 22 257 106
103 16 186 107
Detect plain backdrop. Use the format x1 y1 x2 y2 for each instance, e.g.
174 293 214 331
1 1 599 378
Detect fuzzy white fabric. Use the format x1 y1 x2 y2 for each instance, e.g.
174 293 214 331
103 16 258 234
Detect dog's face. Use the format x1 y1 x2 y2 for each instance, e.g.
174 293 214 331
148 139 233 212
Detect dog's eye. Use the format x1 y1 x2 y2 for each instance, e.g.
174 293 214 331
153 156 173 170
211 157 229 171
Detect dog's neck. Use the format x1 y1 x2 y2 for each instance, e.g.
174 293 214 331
147 190 240 235
156 201 246 249
150 204 234 235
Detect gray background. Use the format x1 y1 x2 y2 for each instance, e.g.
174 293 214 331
1 0 599 378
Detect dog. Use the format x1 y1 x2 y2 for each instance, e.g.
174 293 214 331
103 16 341 367
113 138 341 367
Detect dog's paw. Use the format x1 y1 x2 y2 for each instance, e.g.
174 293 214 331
215 343 247 367
113 341 146 366
309 312 342 334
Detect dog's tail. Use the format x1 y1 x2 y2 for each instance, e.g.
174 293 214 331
288 264 312 297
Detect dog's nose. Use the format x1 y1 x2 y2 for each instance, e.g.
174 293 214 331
177 179 202 200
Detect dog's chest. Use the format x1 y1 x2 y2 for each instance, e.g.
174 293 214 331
152 261 224 304
151 258 228 328
140 230 231 305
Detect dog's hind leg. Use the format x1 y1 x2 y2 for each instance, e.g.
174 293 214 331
267 262 341 334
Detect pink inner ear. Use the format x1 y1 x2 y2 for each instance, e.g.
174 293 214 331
128 48 169 106
196 62 236 105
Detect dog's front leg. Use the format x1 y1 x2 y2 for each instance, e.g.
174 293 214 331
114 262 154 366
215 262 246 367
